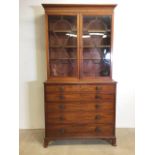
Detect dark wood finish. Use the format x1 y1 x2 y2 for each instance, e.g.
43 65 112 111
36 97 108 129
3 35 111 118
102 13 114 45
42 4 117 147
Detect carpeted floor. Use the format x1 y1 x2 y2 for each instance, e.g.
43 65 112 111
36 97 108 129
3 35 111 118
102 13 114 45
20 128 134 155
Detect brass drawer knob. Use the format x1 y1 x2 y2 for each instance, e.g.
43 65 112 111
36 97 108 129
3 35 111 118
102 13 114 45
59 104 65 109
95 115 101 120
59 95 64 99
59 86 64 91
95 104 100 109
95 127 102 133
59 116 64 121
96 86 101 91
59 128 65 134
95 95 101 99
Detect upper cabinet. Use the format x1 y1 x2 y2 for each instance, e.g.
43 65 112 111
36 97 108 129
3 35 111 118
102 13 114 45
43 4 116 81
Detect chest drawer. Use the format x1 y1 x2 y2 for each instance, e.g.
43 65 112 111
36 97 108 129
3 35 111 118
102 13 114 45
45 93 114 102
47 102 114 112
47 111 114 124
46 124 114 138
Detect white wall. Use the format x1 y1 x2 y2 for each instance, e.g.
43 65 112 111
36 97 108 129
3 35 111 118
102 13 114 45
19 0 135 129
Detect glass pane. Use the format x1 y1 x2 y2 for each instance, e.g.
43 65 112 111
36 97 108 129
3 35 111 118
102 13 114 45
48 15 77 77
82 16 111 77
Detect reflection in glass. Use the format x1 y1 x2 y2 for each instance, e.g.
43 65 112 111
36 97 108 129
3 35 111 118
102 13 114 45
50 60 76 77
48 15 77 77
82 16 112 77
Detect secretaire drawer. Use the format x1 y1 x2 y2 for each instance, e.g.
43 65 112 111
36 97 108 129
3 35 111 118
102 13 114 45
45 84 116 93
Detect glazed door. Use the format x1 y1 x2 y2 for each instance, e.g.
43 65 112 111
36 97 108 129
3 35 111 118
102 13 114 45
80 15 112 79
48 15 78 79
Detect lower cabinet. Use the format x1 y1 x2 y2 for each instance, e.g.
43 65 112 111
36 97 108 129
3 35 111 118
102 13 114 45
44 83 116 147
